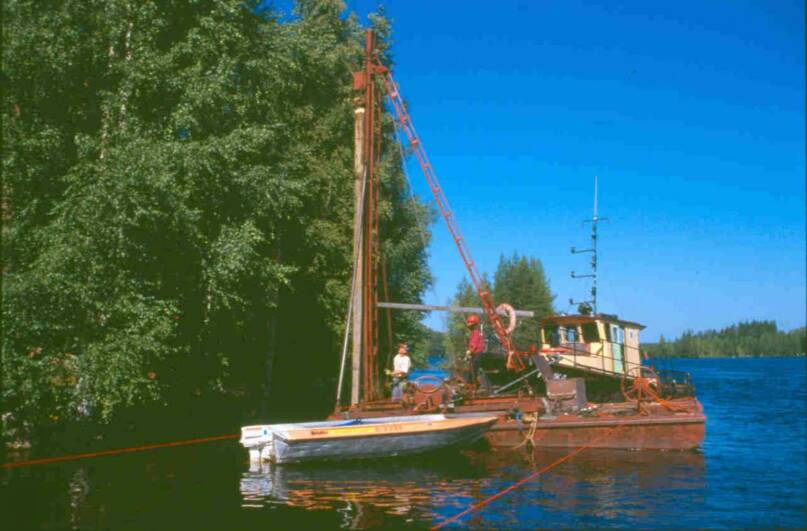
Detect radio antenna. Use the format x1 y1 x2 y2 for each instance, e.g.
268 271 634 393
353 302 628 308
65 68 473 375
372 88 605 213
570 175 607 314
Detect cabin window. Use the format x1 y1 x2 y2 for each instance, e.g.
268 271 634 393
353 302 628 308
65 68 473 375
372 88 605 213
543 325 560 347
581 322 600 343
564 326 579 343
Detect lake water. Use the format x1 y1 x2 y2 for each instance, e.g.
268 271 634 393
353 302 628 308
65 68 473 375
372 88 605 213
3 357 805 529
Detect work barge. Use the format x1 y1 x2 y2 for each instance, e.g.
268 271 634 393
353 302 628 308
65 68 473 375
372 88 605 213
330 31 705 451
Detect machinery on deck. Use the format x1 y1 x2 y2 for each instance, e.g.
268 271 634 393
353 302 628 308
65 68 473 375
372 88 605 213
333 31 705 451
344 31 600 417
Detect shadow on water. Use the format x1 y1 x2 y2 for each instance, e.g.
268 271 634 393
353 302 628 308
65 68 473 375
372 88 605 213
3 418 708 529
4 358 804 529
239 445 706 529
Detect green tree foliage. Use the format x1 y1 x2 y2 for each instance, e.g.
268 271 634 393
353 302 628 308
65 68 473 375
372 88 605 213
404 324 445 368
644 321 806 358
443 253 555 362
443 278 480 364
2 0 431 437
493 253 555 347
423 326 447 360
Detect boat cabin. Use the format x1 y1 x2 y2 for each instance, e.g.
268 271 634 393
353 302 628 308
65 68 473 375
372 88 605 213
540 314 645 378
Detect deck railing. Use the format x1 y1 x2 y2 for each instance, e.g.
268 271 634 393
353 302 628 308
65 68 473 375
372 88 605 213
554 339 645 378
480 330 645 378
471 328 695 397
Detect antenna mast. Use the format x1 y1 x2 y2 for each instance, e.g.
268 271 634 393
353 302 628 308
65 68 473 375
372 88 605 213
570 175 606 314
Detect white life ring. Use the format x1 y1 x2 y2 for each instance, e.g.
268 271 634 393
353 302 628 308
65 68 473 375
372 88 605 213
496 303 517 334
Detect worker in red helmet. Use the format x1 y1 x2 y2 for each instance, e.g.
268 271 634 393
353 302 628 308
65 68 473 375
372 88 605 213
465 314 487 390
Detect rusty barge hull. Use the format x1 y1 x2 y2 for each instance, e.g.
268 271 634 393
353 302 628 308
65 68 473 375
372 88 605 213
332 397 705 450
484 413 705 450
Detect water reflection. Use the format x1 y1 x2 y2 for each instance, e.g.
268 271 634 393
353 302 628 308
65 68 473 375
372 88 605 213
68 467 91 528
5 359 801 529
240 451 486 526
239 447 705 528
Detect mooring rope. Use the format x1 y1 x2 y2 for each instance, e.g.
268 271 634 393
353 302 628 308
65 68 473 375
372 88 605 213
511 414 539 450
431 380 693 530
1 433 239 469
431 418 634 530
641 384 690 413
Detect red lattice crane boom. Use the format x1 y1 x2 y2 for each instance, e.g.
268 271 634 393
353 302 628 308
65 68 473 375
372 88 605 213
376 65 527 372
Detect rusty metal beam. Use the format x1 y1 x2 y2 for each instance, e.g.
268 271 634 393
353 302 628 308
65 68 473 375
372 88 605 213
377 302 535 318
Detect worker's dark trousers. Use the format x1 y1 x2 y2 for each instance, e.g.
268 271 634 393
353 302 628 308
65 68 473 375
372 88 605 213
392 377 406 400
469 355 489 389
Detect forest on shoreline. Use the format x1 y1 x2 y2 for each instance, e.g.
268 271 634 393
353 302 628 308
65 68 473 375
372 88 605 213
643 320 805 358
2 0 433 445
3 1 802 454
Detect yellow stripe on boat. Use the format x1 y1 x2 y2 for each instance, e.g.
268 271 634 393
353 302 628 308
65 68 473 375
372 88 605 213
310 426 379 437
277 417 497 442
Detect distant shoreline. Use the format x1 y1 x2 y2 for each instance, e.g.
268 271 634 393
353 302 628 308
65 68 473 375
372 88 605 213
648 353 805 360
643 321 805 359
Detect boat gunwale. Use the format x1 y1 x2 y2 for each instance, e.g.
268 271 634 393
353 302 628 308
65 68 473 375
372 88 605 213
277 416 497 443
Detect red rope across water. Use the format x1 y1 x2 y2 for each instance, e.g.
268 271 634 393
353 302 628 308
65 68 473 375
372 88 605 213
431 421 628 530
1 433 239 469
432 374 694 528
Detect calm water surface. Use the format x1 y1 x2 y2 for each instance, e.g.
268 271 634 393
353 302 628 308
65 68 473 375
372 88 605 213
3 357 805 529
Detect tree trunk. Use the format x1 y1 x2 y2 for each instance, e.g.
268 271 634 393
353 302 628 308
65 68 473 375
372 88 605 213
260 304 278 417
261 245 283 416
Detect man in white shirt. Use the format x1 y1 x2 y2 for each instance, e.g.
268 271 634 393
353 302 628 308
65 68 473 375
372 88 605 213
391 343 411 400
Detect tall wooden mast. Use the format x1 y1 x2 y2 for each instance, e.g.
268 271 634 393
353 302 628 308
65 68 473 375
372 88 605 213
350 93 365 405
351 30 382 404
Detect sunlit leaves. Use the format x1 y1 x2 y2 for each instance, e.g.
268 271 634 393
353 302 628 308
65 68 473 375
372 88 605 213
2 0 433 437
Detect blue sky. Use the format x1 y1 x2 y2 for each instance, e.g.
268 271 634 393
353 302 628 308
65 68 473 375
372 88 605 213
341 0 805 341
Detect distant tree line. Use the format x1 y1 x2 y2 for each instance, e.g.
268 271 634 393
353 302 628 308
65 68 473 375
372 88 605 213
644 321 806 358
2 0 432 442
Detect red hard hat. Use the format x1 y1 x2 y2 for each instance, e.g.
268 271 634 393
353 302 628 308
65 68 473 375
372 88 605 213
466 314 481 327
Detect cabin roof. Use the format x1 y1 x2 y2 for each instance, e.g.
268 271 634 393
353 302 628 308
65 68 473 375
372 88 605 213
541 313 646 330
